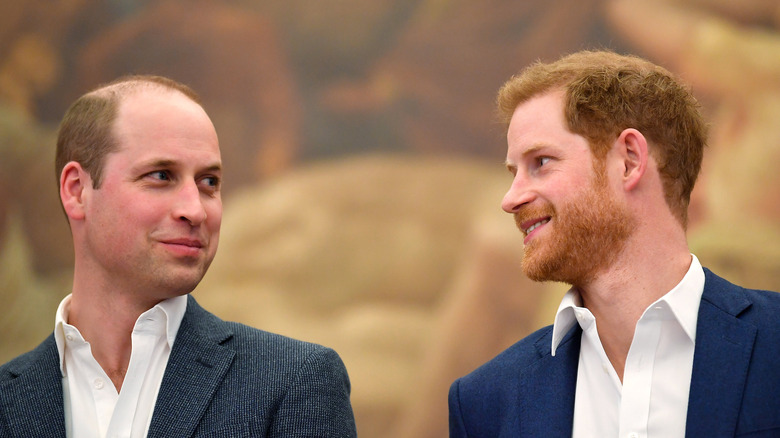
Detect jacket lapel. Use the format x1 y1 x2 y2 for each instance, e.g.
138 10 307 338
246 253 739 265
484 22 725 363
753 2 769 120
685 269 756 437
518 326 580 437
0 336 66 438
146 296 236 437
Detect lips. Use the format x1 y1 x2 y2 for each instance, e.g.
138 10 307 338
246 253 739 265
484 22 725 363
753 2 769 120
524 218 550 235
516 213 551 235
158 237 206 257
160 237 203 248
514 205 554 246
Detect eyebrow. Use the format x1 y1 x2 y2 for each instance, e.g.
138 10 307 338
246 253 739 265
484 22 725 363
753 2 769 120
143 159 175 168
521 144 553 157
505 143 554 169
139 159 223 173
201 163 223 174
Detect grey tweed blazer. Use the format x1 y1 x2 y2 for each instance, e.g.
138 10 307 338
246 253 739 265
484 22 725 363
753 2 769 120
0 295 357 437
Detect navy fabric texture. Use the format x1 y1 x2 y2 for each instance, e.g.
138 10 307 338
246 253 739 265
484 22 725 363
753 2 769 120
449 269 780 437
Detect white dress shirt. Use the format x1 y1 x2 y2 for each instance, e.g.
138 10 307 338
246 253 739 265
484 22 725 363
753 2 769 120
54 294 187 438
551 255 705 438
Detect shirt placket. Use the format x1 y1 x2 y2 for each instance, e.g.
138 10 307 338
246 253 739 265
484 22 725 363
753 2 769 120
105 312 163 438
619 315 662 438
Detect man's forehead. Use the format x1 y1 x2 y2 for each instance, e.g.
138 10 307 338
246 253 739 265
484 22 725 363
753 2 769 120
107 89 220 167
113 89 214 137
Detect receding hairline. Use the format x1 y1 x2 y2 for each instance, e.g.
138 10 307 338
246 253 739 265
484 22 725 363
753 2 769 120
86 76 201 106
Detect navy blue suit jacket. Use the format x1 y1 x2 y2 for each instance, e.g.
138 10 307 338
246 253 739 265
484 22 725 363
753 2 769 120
0 295 357 437
449 269 780 437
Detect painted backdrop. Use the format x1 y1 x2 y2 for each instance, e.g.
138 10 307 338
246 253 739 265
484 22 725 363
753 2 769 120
2 0 779 436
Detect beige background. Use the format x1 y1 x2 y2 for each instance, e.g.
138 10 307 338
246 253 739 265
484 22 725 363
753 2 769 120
1 0 779 436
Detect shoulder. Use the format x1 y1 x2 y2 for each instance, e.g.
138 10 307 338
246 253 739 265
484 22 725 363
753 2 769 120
457 325 554 389
181 297 357 436
701 268 780 322
448 325 578 437
184 296 346 373
698 268 780 381
696 269 780 433
0 335 57 382
450 324 562 412
222 320 349 382
450 322 582 401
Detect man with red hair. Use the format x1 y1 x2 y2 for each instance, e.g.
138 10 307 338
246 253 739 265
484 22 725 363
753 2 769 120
449 51 780 437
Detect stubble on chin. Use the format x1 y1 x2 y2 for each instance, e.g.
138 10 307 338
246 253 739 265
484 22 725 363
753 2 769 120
142 248 215 297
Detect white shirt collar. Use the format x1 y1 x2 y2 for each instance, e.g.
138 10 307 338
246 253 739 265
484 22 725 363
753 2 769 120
54 294 188 376
550 289 582 356
551 254 705 356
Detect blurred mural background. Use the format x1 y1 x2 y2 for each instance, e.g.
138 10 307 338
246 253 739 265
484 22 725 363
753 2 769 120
1 0 779 436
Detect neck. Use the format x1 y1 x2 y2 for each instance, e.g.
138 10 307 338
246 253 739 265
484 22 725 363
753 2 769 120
68 271 163 392
575 229 692 381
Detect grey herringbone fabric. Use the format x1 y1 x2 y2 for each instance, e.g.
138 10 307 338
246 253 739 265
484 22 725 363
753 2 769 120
0 295 357 437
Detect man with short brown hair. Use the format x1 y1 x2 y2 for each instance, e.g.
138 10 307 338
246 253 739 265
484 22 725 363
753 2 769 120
0 75 357 437
448 51 780 437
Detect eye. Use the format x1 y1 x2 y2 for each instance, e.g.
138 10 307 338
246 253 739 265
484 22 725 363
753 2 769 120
538 156 551 167
199 175 221 192
148 170 170 181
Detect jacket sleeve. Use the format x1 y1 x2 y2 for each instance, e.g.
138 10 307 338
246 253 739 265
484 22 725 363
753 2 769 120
267 346 357 437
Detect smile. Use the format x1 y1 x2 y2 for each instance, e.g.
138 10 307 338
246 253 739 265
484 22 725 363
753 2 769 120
525 219 549 235
158 237 205 258
161 238 203 248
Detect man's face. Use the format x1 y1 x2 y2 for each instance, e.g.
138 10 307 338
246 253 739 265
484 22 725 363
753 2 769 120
501 91 634 285
80 89 222 301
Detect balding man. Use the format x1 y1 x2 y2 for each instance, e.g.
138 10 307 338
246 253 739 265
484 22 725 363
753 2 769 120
0 75 356 437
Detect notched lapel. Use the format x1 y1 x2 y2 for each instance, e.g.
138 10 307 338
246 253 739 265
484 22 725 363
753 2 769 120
686 273 756 437
146 298 236 438
518 327 580 437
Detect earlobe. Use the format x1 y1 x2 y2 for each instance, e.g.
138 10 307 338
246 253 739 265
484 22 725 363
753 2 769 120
60 162 89 221
618 128 648 191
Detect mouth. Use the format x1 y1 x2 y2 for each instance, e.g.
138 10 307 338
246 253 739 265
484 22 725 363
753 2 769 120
524 219 549 235
159 237 205 257
518 216 551 243
161 238 203 248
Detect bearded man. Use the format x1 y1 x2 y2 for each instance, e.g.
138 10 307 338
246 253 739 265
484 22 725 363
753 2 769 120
448 50 780 437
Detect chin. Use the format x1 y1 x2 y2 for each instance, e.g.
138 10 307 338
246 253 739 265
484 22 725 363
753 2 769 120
521 249 584 285
521 253 559 283
157 271 207 296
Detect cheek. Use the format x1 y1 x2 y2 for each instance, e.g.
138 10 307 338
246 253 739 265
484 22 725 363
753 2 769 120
206 203 222 232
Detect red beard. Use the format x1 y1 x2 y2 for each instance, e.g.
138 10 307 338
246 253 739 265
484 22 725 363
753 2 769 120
514 176 635 286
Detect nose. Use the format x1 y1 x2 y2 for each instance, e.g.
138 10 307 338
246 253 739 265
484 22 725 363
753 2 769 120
173 181 207 226
501 176 535 214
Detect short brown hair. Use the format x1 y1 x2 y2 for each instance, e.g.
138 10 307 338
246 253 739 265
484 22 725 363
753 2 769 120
497 50 707 227
55 75 202 188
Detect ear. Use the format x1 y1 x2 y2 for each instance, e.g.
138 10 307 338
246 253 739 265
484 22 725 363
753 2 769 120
615 128 648 192
59 161 91 221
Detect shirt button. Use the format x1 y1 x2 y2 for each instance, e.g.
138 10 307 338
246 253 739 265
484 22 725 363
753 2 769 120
602 363 610 374
65 334 74 341
94 378 105 390
628 433 639 438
